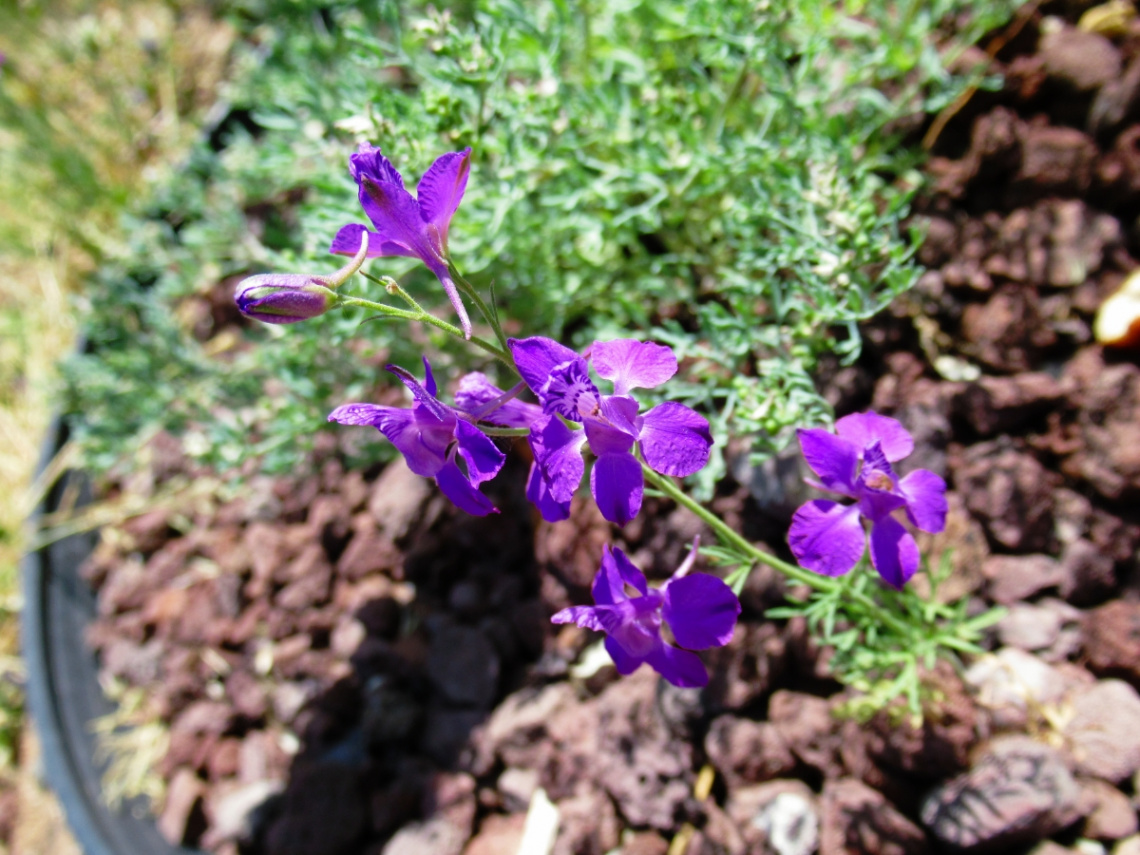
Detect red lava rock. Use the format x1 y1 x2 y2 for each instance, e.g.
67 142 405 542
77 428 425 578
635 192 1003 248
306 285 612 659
953 438 1057 552
158 767 206 846
822 778 927 855
461 813 525 855
122 508 175 554
953 373 1067 436
202 779 285 849
226 669 269 721
239 730 290 784
981 553 1067 605
206 738 243 781
367 458 432 541
100 637 164 684
1058 537 1115 605
534 494 612 592
1009 124 1098 201
380 772 475 855
552 784 620 855
767 691 841 779
592 671 693 829
1062 679 1140 783
1062 348 1140 501
960 285 1058 372
725 779 819 854
860 665 977 781
620 831 670 855
472 682 576 775
1039 24 1122 93
1084 600 1140 684
336 516 401 580
702 622 788 711
920 735 1081 853
704 716 795 788
1078 778 1139 841
426 623 500 709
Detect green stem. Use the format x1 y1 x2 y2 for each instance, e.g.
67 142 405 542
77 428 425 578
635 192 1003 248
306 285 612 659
338 296 512 366
448 261 511 358
640 463 914 638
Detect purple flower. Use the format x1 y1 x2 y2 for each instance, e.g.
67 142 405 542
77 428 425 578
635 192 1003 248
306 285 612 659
508 336 713 526
236 231 369 324
453 372 585 523
787 412 948 589
328 357 505 516
330 145 474 338
552 540 740 688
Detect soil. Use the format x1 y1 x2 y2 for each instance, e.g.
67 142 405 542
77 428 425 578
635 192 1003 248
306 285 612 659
75 4 1140 855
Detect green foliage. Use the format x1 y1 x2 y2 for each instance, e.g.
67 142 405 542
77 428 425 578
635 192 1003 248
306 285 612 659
766 551 1005 722
62 0 1017 477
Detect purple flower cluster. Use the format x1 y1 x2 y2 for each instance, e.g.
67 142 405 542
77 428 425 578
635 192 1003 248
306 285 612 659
330 336 713 526
788 412 948 589
553 540 740 687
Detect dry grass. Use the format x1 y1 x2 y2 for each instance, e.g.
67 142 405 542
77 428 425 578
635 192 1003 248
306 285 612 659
0 0 235 844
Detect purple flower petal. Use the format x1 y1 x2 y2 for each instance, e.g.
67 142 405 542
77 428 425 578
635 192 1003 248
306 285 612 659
385 363 450 422
607 545 650 597
869 516 919 589
528 415 585 504
797 428 858 495
327 403 391 427
357 174 434 259
541 357 601 420
598 395 641 437
551 604 607 632
835 412 914 462
415 148 471 247
584 416 636 457
454 373 540 428
593 545 628 606
662 573 740 650
328 223 417 258
591 339 677 395
899 469 948 533
435 459 498 516
349 145 405 188
422 261 472 340
640 402 713 477
526 461 571 521
645 644 708 688
604 635 645 676
509 337 582 399
590 452 643 526
453 418 506 486
787 500 865 577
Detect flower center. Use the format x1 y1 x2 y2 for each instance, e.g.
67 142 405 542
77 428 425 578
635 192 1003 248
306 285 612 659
863 469 893 491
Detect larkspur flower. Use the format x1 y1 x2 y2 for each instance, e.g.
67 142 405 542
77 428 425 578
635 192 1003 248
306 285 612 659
235 232 369 324
330 145 474 338
788 412 948 589
508 336 712 526
328 357 505 516
552 539 740 688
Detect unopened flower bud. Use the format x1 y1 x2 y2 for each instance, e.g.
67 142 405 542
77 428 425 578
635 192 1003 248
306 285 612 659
235 275 337 324
235 232 369 324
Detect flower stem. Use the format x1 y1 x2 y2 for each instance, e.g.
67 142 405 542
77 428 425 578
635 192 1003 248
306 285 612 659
338 295 512 366
448 262 511 358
